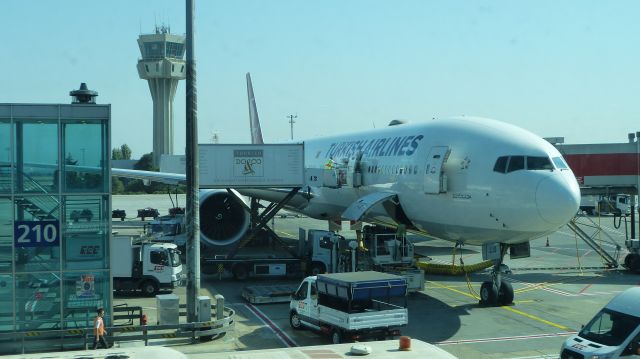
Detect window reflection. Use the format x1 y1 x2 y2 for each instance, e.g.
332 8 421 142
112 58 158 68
16 121 58 194
63 122 106 193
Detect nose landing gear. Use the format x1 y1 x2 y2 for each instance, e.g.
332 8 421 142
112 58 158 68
479 245 514 306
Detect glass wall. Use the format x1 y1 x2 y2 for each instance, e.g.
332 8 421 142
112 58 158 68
0 120 10 194
0 104 111 354
15 121 58 194
63 121 107 193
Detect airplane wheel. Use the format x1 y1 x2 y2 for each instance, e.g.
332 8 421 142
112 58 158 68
309 262 326 276
498 280 514 305
480 281 498 306
331 329 343 344
290 311 303 330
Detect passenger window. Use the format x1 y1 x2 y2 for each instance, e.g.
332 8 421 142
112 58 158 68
507 156 524 173
310 284 318 299
493 156 508 173
526 156 554 170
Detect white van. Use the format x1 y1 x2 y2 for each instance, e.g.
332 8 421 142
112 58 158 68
561 287 640 358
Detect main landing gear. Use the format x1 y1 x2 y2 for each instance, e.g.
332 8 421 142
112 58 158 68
479 244 514 306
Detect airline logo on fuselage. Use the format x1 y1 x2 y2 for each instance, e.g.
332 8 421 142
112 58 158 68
325 134 424 159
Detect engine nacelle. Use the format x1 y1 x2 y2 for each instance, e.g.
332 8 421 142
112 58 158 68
199 189 251 247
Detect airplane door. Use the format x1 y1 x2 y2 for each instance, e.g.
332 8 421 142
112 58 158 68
424 146 450 194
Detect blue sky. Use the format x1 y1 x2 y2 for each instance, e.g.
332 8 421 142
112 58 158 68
2 1 639 158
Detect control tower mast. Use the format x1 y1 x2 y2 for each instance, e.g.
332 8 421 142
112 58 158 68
137 25 186 167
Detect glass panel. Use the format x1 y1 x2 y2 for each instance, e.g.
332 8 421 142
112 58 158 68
144 41 165 59
15 272 62 331
493 156 508 173
0 120 10 194
62 271 110 329
63 195 108 270
0 274 13 332
526 156 553 170
63 122 106 193
0 198 12 273
15 121 58 194
507 156 525 173
14 196 61 272
552 156 569 169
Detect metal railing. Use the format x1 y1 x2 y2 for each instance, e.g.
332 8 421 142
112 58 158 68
0 305 235 355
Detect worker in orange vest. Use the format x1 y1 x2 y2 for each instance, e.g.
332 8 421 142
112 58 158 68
92 307 108 349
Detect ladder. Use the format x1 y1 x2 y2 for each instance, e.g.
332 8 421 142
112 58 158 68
566 215 621 268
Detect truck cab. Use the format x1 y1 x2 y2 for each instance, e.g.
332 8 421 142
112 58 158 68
112 236 184 296
561 287 640 358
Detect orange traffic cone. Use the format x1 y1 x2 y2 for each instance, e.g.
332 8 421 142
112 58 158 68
546 238 549 247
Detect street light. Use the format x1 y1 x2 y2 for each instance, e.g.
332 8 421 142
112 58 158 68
287 114 298 140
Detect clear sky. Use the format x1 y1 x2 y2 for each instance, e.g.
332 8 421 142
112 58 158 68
2 1 639 158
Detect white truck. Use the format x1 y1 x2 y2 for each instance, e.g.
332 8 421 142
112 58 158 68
580 194 631 216
289 271 408 344
561 287 640 358
111 236 184 296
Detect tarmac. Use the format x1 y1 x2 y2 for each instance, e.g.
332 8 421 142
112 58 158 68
111 194 640 359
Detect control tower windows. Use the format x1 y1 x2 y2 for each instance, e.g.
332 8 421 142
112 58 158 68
165 42 185 58
143 42 165 59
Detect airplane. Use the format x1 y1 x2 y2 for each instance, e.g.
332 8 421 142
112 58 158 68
113 73 581 306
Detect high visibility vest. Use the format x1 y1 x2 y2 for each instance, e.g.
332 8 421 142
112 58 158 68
93 316 104 336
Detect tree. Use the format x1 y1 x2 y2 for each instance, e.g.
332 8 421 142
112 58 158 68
135 153 155 171
111 148 122 160
120 144 132 160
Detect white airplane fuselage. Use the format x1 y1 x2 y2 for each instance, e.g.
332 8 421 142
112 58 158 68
242 116 581 246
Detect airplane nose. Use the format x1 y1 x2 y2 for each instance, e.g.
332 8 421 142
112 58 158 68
535 175 580 225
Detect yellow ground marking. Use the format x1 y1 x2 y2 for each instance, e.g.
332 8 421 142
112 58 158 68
428 281 571 331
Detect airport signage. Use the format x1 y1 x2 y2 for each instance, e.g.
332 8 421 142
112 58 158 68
199 144 304 188
14 220 60 247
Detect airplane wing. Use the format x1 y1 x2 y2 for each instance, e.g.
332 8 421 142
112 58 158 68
111 168 185 186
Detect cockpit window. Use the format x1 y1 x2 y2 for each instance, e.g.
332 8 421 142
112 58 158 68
506 156 524 173
526 156 554 170
552 156 569 170
493 156 508 173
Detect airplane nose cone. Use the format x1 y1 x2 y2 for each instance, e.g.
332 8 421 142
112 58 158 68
536 175 580 225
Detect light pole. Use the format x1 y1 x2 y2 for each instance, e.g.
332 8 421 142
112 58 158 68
287 114 297 140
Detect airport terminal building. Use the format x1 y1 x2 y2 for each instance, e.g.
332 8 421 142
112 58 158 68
0 96 112 340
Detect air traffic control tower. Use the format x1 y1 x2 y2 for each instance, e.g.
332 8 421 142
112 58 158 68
137 26 186 167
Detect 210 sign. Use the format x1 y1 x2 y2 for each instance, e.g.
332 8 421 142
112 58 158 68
14 220 60 247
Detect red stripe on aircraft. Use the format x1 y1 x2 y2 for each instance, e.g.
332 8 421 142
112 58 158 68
564 153 640 177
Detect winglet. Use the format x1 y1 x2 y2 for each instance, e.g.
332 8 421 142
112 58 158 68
246 72 264 144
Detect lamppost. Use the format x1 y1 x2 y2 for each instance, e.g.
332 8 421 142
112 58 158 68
287 114 297 140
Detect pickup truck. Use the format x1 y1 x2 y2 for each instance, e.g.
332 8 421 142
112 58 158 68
289 271 408 344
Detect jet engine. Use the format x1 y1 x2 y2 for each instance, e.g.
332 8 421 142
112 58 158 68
199 190 251 247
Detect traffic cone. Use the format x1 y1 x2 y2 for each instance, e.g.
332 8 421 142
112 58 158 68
546 237 549 247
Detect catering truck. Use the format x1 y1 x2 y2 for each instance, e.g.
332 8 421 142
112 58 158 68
561 287 640 358
289 271 408 344
111 236 184 296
